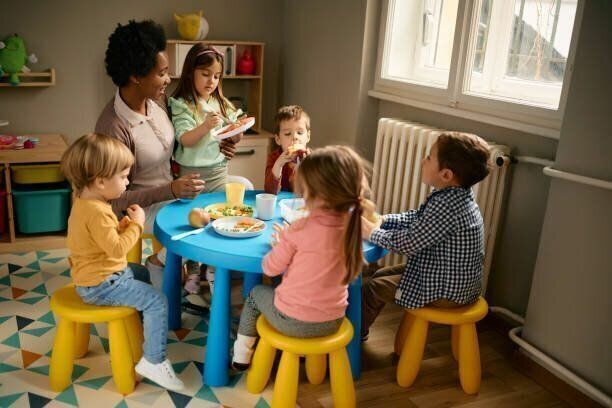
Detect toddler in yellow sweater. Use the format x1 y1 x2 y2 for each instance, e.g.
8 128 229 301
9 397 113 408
61 133 183 391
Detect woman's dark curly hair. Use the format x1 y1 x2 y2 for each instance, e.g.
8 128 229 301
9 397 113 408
105 20 166 87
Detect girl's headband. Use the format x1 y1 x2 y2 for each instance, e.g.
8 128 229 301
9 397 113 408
197 47 224 58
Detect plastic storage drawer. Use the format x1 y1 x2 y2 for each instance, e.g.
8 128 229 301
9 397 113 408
12 183 71 234
11 164 65 184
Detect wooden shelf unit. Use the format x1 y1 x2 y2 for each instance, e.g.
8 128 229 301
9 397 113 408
0 68 55 87
0 134 68 253
166 40 265 132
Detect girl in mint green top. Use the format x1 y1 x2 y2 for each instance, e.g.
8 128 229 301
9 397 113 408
169 44 243 192
169 44 244 295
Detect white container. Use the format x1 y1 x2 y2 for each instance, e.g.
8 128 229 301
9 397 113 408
279 198 309 223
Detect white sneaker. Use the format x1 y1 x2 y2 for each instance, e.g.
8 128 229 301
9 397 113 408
135 357 185 391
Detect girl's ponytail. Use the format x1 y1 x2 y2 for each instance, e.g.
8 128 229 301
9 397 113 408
343 198 364 284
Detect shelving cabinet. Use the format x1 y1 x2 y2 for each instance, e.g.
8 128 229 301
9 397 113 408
0 134 68 253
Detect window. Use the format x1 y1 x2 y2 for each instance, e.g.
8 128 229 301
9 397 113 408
373 0 582 137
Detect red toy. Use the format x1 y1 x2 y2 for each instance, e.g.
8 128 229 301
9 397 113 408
237 49 255 75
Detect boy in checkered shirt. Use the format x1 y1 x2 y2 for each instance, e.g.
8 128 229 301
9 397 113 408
361 132 491 339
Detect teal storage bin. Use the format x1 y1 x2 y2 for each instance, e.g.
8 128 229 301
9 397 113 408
12 183 72 234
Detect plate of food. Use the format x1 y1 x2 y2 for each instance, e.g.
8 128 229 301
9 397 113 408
212 216 266 238
212 116 256 141
204 202 255 219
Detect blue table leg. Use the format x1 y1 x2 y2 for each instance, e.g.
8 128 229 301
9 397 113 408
346 274 362 379
162 250 182 331
242 273 262 299
204 267 231 386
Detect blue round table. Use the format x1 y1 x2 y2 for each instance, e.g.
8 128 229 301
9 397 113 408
154 190 385 386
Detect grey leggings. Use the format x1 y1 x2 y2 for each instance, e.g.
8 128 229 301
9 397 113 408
238 285 343 338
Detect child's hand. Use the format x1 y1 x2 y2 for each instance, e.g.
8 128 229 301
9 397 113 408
361 215 382 241
201 113 223 134
118 216 131 231
272 151 294 179
270 221 290 246
126 204 145 227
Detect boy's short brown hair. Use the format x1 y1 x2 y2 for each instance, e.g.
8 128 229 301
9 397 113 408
436 132 491 188
61 133 134 195
274 105 311 134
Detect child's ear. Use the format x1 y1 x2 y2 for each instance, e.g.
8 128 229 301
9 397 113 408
93 177 105 190
306 130 311 143
274 134 281 146
440 168 454 182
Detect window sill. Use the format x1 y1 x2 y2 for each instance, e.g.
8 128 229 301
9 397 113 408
368 89 561 140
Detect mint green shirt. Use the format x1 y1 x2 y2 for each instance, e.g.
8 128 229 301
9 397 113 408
169 96 243 168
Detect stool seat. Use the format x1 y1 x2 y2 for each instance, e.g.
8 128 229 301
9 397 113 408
256 316 353 355
395 297 489 394
50 285 135 323
49 285 143 395
409 297 488 325
248 317 356 408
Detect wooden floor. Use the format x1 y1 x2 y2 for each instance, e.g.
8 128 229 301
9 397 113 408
294 303 568 407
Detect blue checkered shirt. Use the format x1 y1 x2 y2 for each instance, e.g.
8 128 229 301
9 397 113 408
370 187 484 309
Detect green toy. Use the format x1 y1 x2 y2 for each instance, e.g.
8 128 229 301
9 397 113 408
0 34 38 86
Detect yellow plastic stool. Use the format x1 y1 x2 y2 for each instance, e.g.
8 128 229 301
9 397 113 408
127 233 162 264
247 317 356 408
49 285 143 395
395 297 488 394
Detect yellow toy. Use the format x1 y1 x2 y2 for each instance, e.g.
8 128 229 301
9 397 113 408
174 10 209 41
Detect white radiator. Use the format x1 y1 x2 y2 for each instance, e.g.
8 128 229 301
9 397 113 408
371 118 510 291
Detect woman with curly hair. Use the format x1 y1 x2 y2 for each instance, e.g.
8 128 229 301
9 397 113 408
95 20 241 287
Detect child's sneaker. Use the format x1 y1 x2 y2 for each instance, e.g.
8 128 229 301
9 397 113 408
135 357 184 391
205 266 215 295
231 334 257 371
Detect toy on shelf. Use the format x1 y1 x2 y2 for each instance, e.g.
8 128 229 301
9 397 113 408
174 11 209 41
0 34 38 86
237 49 255 75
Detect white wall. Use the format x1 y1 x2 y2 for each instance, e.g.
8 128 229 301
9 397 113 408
523 0 612 394
0 0 284 142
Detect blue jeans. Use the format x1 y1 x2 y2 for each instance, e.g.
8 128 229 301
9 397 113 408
75 264 168 364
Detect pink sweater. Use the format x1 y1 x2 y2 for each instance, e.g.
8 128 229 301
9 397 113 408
262 208 349 322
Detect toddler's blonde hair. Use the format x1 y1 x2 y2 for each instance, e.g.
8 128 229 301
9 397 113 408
61 133 133 195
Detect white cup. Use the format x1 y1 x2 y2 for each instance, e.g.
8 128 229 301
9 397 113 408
256 193 277 221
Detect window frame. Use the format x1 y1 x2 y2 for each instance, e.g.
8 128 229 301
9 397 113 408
371 0 585 139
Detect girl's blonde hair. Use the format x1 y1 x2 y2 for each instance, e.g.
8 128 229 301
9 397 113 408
295 145 371 284
61 133 134 195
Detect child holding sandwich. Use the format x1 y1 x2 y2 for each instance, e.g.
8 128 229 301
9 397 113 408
264 105 311 194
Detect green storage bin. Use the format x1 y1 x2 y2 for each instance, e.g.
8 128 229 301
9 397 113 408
12 183 72 234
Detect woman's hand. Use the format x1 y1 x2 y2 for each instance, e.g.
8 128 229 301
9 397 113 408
272 150 294 179
126 204 146 227
219 133 243 160
171 173 206 199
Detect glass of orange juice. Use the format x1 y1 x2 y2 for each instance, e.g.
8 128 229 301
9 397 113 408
225 183 246 206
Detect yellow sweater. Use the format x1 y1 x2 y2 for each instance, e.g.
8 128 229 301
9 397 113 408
67 198 143 286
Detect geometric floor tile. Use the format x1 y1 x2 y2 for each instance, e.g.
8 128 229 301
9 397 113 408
0 248 273 407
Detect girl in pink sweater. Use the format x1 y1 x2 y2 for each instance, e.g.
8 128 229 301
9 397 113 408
232 145 370 370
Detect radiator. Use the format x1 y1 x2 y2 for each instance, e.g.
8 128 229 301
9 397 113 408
371 118 510 291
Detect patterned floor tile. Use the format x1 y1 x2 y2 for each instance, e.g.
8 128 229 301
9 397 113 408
0 248 274 407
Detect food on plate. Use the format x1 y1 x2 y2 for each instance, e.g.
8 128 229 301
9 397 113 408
188 208 211 228
206 204 254 218
219 219 264 233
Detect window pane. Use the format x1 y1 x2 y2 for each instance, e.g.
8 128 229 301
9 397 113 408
464 0 578 109
383 0 459 88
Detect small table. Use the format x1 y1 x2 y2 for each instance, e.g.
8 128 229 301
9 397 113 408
154 190 385 386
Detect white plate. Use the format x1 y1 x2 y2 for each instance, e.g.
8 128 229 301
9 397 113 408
212 117 256 141
212 216 266 238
